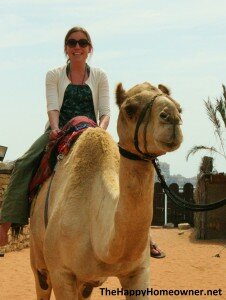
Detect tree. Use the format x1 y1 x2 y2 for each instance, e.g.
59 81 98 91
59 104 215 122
186 85 226 161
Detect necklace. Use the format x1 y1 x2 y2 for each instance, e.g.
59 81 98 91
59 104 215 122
69 64 87 85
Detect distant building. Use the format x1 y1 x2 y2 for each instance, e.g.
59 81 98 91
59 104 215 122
155 161 197 186
159 162 170 179
167 174 197 187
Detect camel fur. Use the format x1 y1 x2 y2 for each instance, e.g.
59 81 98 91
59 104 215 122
30 82 183 299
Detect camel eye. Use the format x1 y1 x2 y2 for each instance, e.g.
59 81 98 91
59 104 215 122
125 104 138 118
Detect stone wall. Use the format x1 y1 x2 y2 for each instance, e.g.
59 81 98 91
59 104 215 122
0 162 30 253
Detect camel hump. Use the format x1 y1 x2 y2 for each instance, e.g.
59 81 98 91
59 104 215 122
75 127 119 164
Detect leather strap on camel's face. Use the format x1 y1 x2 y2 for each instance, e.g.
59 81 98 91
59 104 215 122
118 93 164 162
133 93 163 160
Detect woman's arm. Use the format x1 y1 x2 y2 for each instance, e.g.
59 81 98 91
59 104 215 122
46 69 62 139
47 110 62 140
99 115 110 130
98 70 110 129
46 69 60 112
48 110 60 130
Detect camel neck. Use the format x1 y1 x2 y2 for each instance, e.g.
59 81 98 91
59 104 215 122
108 157 154 262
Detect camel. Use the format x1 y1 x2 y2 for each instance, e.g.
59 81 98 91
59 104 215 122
30 82 183 300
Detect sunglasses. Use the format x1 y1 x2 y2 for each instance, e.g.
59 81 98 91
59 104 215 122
66 38 90 48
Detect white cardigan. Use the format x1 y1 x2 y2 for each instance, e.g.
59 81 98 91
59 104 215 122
45 64 110 128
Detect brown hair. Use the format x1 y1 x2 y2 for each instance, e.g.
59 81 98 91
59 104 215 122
64 26 93 56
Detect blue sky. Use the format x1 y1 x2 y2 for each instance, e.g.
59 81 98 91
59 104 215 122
0 0 226 177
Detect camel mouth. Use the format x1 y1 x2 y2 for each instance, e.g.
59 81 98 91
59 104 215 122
156 139 181 151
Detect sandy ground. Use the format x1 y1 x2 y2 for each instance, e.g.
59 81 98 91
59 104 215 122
0 228 226 300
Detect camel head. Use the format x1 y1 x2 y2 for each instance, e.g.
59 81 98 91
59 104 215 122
116 82 183 158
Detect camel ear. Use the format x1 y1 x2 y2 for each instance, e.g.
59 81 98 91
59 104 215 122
116 83 127 107
158 84 171 96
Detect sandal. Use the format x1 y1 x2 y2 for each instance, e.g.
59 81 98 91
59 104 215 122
150 243 166 259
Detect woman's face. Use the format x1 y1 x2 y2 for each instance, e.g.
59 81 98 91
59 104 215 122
65 31 91 64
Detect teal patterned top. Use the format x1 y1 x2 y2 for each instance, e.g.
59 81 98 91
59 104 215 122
59 83 96 129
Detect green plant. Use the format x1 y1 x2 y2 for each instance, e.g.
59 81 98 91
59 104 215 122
186 85 226 161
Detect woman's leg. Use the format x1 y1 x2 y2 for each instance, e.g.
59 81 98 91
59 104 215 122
0 131 50 245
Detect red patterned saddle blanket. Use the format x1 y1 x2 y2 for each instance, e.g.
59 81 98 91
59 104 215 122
29 116 97 201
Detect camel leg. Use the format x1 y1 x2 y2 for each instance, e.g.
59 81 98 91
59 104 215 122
118 262 150 300
49 269 78 300
78 294 92 300
77 281 93 300
30 244 52 300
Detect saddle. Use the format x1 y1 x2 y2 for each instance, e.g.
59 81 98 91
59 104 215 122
29 116 97 201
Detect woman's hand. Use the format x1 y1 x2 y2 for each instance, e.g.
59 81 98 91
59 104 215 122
49 128 62 140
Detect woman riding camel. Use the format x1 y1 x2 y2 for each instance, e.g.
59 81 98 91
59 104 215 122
0 26 165 259
0 26 110 245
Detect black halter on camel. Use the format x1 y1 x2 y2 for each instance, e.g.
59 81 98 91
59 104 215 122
118 93 226 212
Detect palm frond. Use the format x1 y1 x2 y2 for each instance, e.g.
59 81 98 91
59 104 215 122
222 84 226 103
187 85 226 164
204 98 225 155
204 98 221 129
186 145 226 161
216 97 226 128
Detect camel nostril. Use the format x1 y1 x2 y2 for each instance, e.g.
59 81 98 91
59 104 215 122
160 112 168 120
